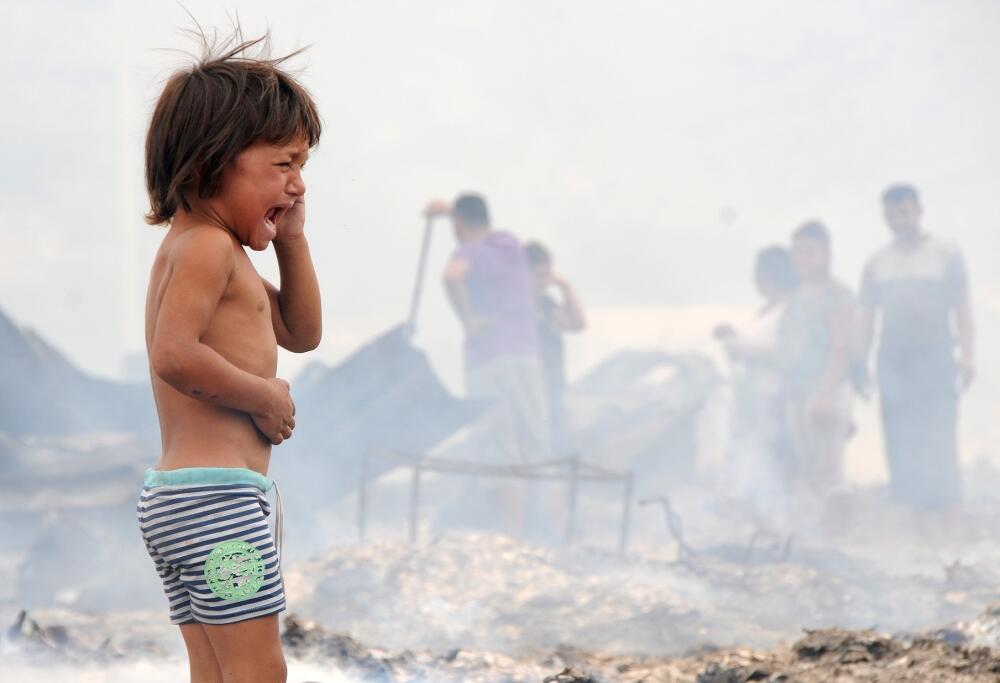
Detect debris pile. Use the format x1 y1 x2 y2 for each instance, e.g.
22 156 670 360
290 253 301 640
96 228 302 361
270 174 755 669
282 615 396 681
4 607 1000 682
543 669 600 683
3 608 168 663
681 628 1000 683
276 616 1000 682
284 531 1000 657
537 628 1000 682
953 600 1000 650
280 613 550 682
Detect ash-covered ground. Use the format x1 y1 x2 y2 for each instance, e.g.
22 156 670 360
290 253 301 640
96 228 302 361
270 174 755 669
4 398 1000 681
4 586 1000 682
5 476 1000 683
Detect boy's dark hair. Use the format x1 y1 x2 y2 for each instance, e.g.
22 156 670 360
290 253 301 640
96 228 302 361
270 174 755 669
882 183 920 205
792 220 831 251
524 241 551 266
452 193 491 228
145 31 322 225
755 245 798 293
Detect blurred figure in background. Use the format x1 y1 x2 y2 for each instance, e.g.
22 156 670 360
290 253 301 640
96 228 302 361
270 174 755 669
859 184 974 515
426 193 551 539
524 241 587 456
714 246 798 529
426 193 550 463
780 222 856 515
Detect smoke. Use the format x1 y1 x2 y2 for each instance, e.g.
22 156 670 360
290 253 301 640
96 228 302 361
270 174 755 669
2 1 1000 679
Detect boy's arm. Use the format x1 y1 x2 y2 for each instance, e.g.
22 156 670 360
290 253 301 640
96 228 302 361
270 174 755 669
150 229 294 444
265 200 323 353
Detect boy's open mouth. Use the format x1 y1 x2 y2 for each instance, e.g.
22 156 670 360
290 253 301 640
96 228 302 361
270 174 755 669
263 206 282 239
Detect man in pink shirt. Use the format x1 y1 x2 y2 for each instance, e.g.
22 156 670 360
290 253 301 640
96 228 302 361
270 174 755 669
426 193 550 466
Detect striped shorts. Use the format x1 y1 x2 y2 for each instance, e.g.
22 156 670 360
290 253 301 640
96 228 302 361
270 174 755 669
137 467 286 625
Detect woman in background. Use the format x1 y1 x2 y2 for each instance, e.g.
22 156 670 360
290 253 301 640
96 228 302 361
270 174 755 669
714 246 799 530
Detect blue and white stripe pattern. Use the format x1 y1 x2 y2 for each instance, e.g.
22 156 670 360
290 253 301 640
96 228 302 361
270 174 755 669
137 468 286 625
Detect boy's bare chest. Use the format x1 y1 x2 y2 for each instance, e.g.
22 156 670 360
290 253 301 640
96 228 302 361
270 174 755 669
206 264 277 374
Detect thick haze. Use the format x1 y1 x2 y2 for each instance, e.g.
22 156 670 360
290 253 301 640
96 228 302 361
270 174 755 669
3 1 999 478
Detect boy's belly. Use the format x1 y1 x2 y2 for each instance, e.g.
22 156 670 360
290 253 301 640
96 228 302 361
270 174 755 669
154 398 274 476
151 326 280 475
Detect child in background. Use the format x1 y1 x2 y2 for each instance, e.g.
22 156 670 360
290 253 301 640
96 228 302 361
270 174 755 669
781 222 856 501
524 241 586 455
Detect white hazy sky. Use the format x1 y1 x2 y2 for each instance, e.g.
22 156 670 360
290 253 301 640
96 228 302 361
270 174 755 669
2 1 999 415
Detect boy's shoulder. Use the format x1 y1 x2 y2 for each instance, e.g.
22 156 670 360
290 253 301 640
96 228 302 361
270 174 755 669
159 225 242 284
166 224 238 261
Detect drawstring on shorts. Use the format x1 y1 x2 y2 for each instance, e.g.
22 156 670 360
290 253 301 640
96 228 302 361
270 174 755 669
271 481 284 563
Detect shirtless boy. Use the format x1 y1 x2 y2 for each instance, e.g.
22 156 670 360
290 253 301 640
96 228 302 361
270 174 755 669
136 35 322 683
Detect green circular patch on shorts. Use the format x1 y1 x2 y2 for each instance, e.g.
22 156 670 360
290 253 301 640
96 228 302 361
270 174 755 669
204 540 265 601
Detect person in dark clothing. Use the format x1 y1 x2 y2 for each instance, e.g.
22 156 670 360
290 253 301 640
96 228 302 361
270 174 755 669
858 184 975 511
524 242 586 455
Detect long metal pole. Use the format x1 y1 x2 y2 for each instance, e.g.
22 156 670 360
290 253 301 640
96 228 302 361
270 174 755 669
406 216 435 337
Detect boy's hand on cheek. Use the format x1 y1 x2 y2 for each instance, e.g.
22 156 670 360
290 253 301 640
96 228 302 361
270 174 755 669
274 199 306 243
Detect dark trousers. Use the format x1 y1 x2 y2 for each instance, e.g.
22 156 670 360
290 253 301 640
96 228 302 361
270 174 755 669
878 349 961 509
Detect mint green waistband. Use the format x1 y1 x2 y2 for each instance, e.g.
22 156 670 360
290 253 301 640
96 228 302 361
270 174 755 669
144 467 273 491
